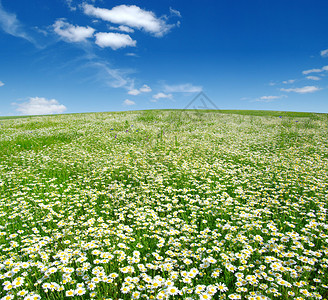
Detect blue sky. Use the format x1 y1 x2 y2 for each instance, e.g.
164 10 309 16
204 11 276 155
0 0 328 115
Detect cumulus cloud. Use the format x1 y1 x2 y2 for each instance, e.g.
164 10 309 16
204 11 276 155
323 65 328 71
128 84 151 95
123 99 135 106
139 84 151 93
153 92 172 100
164 83 202 93
320 49 328 57
83 4 175 37
280 86 321 94
0 1 34 43
53 19 95 42
128 89 141 96
15 97 67 115
95 32 136 50
0 81 4 87
306 76 321 81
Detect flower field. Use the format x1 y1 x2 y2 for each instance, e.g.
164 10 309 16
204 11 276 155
0 110 327 300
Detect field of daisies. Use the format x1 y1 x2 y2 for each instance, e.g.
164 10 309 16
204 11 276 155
0 110 327 300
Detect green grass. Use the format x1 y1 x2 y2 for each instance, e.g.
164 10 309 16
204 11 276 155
1 109 323 120
217 109 322 118
0 109 327 300
0 115 34 120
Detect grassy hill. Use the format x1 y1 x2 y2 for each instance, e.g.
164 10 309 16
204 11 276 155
0 110 327 299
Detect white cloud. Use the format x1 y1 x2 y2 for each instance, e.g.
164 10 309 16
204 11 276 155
95 32 136 50
90 61 134 89
164 83 202 93
302 65 328 75
306 76 321 81
128 89 141 95
119 25 134 33
254 95 286 103
65 0 77 11
139 84 151 93
320 49 328 57
153 92 172 100
302 68 323 75
128 84 151 95
15 97 67 115
109 25 134 33
169 7 182 18
125 52 138 57
83 4 175 37
0 1 34 43
123 99 135 106
282 79 295 84
280 86 321 94
33 26 48 36
0 81 4 87
53 19 95 42
260 96 280 100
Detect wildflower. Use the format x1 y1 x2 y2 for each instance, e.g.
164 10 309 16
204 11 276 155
1 296 14 300
217 283 228 292
132 291 141 299
166 286 179 296
75 287 86 296
121 286 130 294
66 290 75 297
200 293 212 300
17 290 28 297
228 294 241 299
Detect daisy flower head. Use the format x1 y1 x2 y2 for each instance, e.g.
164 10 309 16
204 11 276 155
75 287 86 296
228 293 241 299
1 295 14 300
17 290 28 297
200 292 212 300
217 282 228 292
166 286 179 296
132 291 141 299
65 290 75 297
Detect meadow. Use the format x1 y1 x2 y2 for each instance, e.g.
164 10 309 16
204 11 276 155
0 110 327 300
